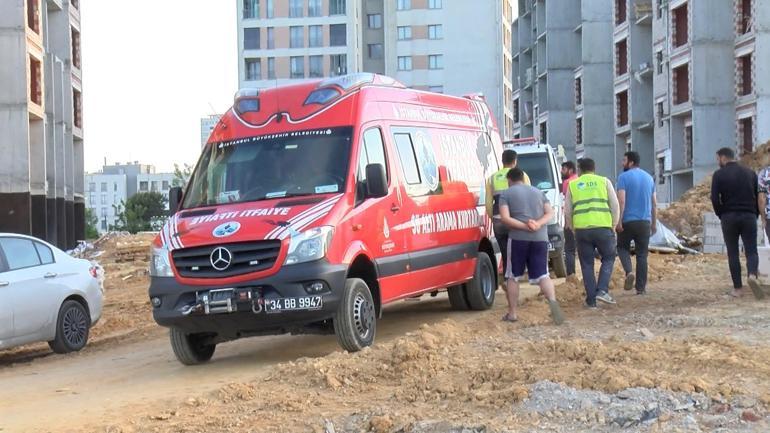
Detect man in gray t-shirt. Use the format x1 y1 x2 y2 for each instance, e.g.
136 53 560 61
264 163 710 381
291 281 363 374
499 168 564 325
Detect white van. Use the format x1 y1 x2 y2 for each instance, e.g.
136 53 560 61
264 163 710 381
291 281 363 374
503 139 566 277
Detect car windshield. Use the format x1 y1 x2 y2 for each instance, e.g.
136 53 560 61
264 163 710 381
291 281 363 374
517 152 555 190
183 127 353 209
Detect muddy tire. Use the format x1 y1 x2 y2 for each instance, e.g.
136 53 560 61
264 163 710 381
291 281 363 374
464 253 496 310
334 278 376 352
49 300 90 354
170 328 216 365
551 248 567 278
447 285 470 310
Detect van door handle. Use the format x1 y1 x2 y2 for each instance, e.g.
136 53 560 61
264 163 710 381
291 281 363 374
44 272 58 279
390 204 401 213
0 281 8 287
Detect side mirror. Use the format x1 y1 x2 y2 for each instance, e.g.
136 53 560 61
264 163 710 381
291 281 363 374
365 163 388 198
169 187 183 213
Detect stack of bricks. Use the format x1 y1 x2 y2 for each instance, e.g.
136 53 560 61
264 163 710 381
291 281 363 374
702 212 764 254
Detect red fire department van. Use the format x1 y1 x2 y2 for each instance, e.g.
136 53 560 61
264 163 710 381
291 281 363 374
149 73 504 365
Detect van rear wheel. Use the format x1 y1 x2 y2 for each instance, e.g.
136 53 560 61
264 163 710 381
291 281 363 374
170 328 216 365
334 278 376 352
464 253 496 310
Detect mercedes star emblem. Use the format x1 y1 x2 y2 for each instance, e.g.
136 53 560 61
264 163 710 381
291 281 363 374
210 247 233 271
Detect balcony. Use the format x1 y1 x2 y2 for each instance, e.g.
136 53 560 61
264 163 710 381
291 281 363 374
634 1 653 25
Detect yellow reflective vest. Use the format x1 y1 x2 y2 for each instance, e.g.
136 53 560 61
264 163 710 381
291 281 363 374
569 173 613 229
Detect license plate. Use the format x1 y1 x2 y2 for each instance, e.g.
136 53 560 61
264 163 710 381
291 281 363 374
265 296 323 313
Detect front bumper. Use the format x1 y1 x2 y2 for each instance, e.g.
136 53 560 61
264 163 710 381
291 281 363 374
149 260 348 341
548 223 565 256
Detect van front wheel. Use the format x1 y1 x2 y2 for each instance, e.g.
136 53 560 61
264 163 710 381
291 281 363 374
334 278 376 352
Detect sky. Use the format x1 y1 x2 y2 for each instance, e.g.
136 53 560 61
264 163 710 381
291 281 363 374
80 1 237 173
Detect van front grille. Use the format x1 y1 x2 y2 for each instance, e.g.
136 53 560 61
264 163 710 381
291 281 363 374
171 240 282 278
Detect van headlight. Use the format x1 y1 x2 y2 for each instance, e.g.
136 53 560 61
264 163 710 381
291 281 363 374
150 246 174 277
284 226 334 265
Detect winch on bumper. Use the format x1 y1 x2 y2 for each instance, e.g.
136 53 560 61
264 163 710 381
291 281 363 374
149 260 348 340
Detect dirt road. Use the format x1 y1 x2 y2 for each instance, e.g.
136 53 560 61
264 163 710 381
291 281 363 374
0 292 509 433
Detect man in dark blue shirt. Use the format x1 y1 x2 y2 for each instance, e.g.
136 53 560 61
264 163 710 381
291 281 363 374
616 151 656 295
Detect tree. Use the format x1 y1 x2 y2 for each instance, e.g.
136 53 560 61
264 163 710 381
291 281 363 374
85 207 99 239
111 192 168 234
173 163 194 188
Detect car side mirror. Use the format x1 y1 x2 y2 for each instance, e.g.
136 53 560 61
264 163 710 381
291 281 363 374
365 163 388 198
169 187 183 213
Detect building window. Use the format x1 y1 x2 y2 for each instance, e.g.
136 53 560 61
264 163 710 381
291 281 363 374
428 0 442 9
101 194 106 205
245 58 261 81
290 56 305 79
397 0 411 10
539 122 548 143
329 0 345 15
657 101 664 126
672 4 688 48
27 0 40 34
428 24 443 39
89 182 96 192
656 50 663 74
29 55 42 106
139 181 148 192
243 0 259 19
673 64 689 104
398 56 412 71
330 54 347 76
266 0 274 18
290 26 304 48
163 181 170 190
657 156 665 184
615 0 626 25
71 28 81 70
267 27 275 49
244 28 260 50
330 24 346 46
616 90 629 126
309 55 323 78
738 54 753 96
575 77 582 106
290 0 303 17
684 125 693 167
576 118 583 145
113 183 117 192
429 55 443 70
101 219 107 231
398 26 412 40
150 181 158 192
308 0 322 17
513 99 520 123
368 44 383 59
100 182 107 192
73 89 83 128
308 25 323 47
739 0 752 34
267 57 275 79
740 117 754 154
616 39 628 76
368 14 382 29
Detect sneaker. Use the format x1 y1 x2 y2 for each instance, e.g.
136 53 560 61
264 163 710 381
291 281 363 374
747 275 765 300
584 302 599 310
596 291 617 305
548 300 565 325
624 273 635 291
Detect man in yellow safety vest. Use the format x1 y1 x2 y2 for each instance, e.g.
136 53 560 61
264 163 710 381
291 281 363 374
565 158 620 308
486 150 530 281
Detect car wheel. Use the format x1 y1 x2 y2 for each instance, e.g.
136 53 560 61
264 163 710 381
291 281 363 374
333 278 376 352
49 300 90 354
169 328 216 365
464 253 496 310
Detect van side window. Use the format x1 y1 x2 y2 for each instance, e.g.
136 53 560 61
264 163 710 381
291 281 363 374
0 238 42 270
393 133 421 185
356 128 388 202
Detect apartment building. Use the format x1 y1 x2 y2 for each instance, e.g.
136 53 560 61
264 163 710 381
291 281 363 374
613 0 654 174
86 163 175 234
200 114 222 148
0 0 85 250
512 0 615 176
237 0 514 139
653 0 735 202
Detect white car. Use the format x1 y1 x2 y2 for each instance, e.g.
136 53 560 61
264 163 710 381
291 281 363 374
0 233 103 353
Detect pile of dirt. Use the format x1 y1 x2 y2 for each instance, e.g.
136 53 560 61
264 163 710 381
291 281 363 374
659 140 770 239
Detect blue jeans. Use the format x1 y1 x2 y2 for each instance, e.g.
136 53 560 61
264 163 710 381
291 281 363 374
576 227 617 306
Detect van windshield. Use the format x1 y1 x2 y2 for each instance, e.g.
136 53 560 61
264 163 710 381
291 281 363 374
517 152 555 190
183 127 353 209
